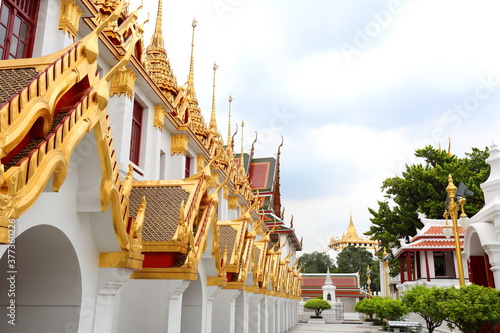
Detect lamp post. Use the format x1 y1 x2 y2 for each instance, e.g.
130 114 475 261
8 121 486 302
382 248 390 298
442 174 467 286
366 265 372 298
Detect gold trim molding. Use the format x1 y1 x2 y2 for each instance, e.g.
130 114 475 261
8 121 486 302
171 134 189 155
109 66 138 99
153 105 166 130
59 0 84 39
228 196 238 210
197 154 205 171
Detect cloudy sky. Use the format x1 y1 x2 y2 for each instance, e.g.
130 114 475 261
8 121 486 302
134 0 500 255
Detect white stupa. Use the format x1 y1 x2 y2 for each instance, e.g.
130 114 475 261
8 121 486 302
322 267 336 303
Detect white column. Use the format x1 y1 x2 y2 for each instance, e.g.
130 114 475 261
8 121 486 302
168 281 191 333
213 289 241 333
247 293 264 333
484 243 500 288
203 286 221 333
92 268 133 333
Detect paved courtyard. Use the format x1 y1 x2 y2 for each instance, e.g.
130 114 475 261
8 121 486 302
291 313 381 333
291 322 380 333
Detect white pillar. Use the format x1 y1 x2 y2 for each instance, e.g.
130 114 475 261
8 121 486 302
168 280 191 333
484 243 500 288
213 289 241 333
92 268 133 333
203 286 221 333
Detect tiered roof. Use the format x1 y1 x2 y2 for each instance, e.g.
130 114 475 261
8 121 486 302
393 213 465 258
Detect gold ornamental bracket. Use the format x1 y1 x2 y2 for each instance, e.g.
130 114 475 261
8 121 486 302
109 66 138 99
153 105 166 130
171 134 190 156
59 0 84 39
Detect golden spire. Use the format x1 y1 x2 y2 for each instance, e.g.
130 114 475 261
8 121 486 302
240 121 245 172
346 210 359 239
183 18 207 141
187 18 197 96
152 0 164 47
145 0 178 97
209 63 218 131
447 137 452 157
227 95 233 148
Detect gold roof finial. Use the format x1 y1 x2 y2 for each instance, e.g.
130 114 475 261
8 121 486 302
447 137 452 157
227 95 233 148
346 209 359 239
240 120 245 172
209 62 218 131
145 0 178 96
153 0 164 46
187 18 197 94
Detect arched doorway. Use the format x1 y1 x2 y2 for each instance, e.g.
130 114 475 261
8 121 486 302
467 230 495 287
0 225 82 332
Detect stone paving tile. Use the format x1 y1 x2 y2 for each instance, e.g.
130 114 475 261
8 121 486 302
291 322 381 333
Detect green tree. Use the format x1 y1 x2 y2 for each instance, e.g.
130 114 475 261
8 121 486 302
297 251 334 273
402 285 448 333
334 245 379 291
437 284 500 333
304 299 331 317
373 297 408 323
366 146 489 250
354 297 380 320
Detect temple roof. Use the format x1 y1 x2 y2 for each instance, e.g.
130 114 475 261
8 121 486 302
130 185 190 241
393 214 465 257
328 211 377 250
0 67 40 104
301 273 365 298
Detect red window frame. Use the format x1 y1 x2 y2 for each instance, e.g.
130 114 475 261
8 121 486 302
130 100 143 166
184 155 191 178
0 0 39 60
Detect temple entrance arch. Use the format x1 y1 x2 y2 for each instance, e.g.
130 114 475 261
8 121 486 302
0 225 82 332
467 229 495 287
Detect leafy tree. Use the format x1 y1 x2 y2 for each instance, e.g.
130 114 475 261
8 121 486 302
304 299 331 317
373 297 407 323
354 297 379 320
297 251 334 273
366 146 489 250
334 245 379 291
437 284 500 333
402 285 448 333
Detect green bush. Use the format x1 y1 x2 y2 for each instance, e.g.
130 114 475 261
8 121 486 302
304 299 331 317
354 297 380 320
374 297 407 322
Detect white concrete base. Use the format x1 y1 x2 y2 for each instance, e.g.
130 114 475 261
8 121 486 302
307 318 326 324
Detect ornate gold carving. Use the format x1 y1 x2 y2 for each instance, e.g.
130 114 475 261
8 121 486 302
153 105 166 130
197 154 205 171
208 171 219 189
59 0 84 39
171 134 189 156
145 0 178 101
109 66 138 99
228 196 238 210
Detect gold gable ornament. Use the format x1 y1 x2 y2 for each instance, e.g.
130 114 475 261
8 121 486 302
59 0 84 40
153 105 166 130
171 134 189 156
109 66 137 99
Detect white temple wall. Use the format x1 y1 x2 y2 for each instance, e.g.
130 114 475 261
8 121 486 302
34 0 73 57
213 289 241 333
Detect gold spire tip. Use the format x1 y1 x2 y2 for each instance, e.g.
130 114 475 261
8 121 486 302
229 95 233 102
192 18 197 28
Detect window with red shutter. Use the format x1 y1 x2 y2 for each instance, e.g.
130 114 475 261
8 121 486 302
0 0 39 60
130 100 143 166
185 155 191 179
